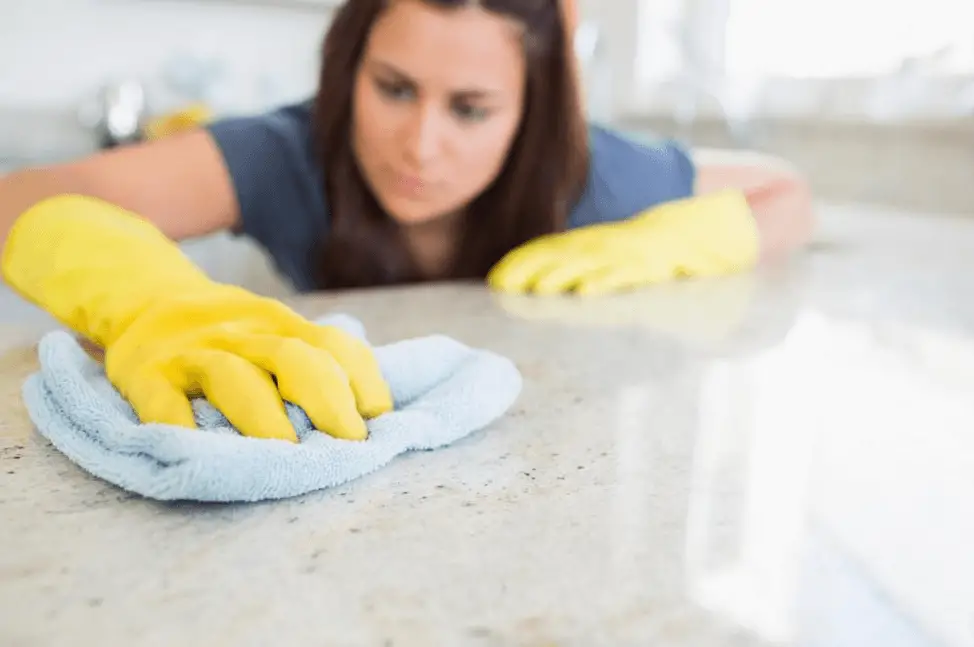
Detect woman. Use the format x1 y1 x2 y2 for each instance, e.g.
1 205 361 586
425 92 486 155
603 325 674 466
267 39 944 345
0 0 812 442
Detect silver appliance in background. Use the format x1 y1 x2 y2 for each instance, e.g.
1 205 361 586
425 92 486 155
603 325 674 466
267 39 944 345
78 80 148 149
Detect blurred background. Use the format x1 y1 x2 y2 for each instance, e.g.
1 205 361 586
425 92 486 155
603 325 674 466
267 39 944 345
1 0 971 208
0 0 971 304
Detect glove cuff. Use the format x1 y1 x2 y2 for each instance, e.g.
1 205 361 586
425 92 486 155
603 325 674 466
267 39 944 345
635 189 760 271
2 194 213 347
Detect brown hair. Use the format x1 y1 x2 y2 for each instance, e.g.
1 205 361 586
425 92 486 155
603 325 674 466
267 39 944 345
310 0 589 290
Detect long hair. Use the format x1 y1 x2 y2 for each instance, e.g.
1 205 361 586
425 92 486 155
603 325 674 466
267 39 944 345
310 0 588 290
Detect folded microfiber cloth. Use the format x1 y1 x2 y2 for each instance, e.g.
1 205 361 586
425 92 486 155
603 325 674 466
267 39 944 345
20 314 522 503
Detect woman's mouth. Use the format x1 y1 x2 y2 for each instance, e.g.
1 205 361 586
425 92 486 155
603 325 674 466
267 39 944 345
391 172 430 198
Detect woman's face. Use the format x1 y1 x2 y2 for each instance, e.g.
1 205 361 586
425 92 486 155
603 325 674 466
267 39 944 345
352 0 527 226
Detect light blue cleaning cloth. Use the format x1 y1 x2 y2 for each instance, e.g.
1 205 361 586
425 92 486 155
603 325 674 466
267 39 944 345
20 314 522 503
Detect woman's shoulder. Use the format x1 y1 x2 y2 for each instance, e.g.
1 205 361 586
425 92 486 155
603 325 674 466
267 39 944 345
568 123 697 229
209 98 315 137
206 99 320 185
205 99 325 292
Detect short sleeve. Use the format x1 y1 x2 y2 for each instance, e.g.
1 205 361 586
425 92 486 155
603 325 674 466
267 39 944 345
568 124 696 229
205 99 326 292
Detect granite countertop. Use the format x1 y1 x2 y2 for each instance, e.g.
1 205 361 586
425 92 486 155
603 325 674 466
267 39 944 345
1 204 972 646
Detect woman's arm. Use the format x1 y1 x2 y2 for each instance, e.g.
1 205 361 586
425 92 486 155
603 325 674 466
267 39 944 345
691 147 815 263
0 129 240 257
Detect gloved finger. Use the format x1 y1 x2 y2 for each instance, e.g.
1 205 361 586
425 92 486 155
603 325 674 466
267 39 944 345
177 349 297 442
117 368 197 429
531 256 611 295
250 303 393 420
233 335 369 441
295 323 393 421
574 267 649 296
575 261 676 296
487 245 561 292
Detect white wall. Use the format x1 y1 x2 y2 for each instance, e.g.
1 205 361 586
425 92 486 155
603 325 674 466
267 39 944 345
0 0 334 113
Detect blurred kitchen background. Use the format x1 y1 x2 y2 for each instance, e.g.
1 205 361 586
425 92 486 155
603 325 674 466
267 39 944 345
0 0 972 316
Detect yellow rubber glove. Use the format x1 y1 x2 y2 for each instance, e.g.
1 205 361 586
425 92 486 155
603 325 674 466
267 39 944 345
1 195 392 442
487 189 760 296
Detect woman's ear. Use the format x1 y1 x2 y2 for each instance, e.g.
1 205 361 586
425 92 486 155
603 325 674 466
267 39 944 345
561 0 583 101
561 0 578 34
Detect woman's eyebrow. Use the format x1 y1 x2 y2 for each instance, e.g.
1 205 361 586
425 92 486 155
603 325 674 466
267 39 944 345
368 58 503 98
368 59 412 80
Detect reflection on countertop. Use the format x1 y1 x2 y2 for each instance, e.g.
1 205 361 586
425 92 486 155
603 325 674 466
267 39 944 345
0 202 972 646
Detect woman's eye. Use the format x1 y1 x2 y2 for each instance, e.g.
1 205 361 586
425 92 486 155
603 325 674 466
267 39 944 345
452 102 489 122
377 79 414 101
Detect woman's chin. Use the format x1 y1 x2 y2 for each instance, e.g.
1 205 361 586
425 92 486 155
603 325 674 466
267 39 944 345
380 194 453 227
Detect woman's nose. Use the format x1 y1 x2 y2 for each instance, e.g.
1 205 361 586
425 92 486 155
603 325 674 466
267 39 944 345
403 104 442 167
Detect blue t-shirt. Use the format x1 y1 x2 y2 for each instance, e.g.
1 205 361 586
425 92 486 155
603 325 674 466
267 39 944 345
206 100 696 292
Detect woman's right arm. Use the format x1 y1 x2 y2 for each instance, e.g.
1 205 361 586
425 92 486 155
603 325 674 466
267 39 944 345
0 128 240 257
0 122 393 443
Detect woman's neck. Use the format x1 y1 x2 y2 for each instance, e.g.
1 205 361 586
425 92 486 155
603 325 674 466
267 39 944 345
400 212 465 279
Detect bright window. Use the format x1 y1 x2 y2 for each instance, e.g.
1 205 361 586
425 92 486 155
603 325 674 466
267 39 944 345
724 0 974 77
624 0 974 119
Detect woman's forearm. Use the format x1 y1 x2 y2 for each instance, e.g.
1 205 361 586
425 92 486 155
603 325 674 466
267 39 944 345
744 170 815 262
691 147 815 262
0 168 84 257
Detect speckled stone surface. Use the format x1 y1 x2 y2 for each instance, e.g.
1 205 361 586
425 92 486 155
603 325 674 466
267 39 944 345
1 204 972 647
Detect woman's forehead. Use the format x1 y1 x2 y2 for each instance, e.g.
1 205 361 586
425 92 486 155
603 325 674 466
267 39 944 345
366 1 527 93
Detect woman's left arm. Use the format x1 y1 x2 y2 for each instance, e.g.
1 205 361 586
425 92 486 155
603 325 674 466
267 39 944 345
691 147 815 262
